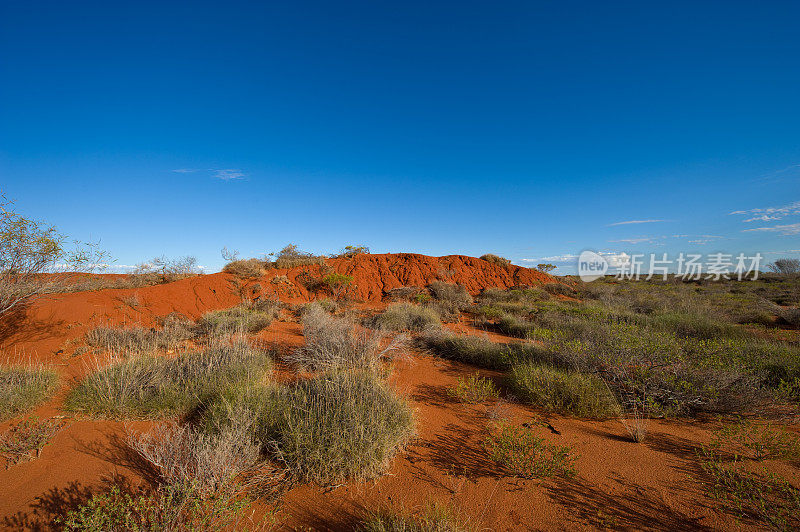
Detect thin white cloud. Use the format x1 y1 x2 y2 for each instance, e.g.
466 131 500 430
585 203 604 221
607 219 668 226
743 222 800 236
171 168 247 180
730 200 800 222
609 237 658 245
213 169 246 180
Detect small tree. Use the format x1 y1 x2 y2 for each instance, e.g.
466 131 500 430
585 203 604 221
0 193 109 316
536 263 557 274
768 258 800 276
337 245 369 258
322 273 354 300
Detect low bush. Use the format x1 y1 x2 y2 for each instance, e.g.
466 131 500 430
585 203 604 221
448 373 499 403
60 421 270 531
427 282 473 322
222 258 266 278
373 303 441 332
65 339 272 418
273 244 326 269
322 273 354 300
477 287 549 305
288 303 405 371
208 371 414 484
483 422 577 479
0 365 59 421
0 416 63 465
480 254 511 267
542 283 576 297
507 363 620 419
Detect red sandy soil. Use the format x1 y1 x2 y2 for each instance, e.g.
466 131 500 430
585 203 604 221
0 254 794 530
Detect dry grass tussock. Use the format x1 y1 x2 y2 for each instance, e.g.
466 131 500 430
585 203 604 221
0 363 59 421
371 302 441 332
65 334 273 418
206 370 415 484
286 302 407 371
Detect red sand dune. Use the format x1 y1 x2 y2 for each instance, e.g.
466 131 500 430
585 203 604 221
0 254 777 530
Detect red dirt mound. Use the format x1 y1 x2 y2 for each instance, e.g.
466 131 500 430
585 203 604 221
259 253 557 302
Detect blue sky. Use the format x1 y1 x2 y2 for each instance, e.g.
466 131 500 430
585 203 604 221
1 1 799 273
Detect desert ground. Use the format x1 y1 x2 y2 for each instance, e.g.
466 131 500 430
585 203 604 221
1 252 798 531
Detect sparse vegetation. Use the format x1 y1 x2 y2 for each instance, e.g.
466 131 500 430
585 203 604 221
65 338 272 418
0 364 59 421
337 245 370 258
272 244 326 269
483 422 577 479
448 373 499 403
698 421 800 530
362 504 473 531
507 363 621 419
373 302 441 332
0 416 63 465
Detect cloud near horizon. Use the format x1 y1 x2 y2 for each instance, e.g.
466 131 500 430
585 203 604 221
607 219 668 226
730 200 800 222
742 222 800 236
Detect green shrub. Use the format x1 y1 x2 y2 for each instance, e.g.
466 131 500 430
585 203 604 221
322 273 354 300
374 303 441 332
0 365 59 421
448 373 499 403
507 363 620 419
483 422 577 479
65 340 272 418
208 371 414 484
420 331 545 369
